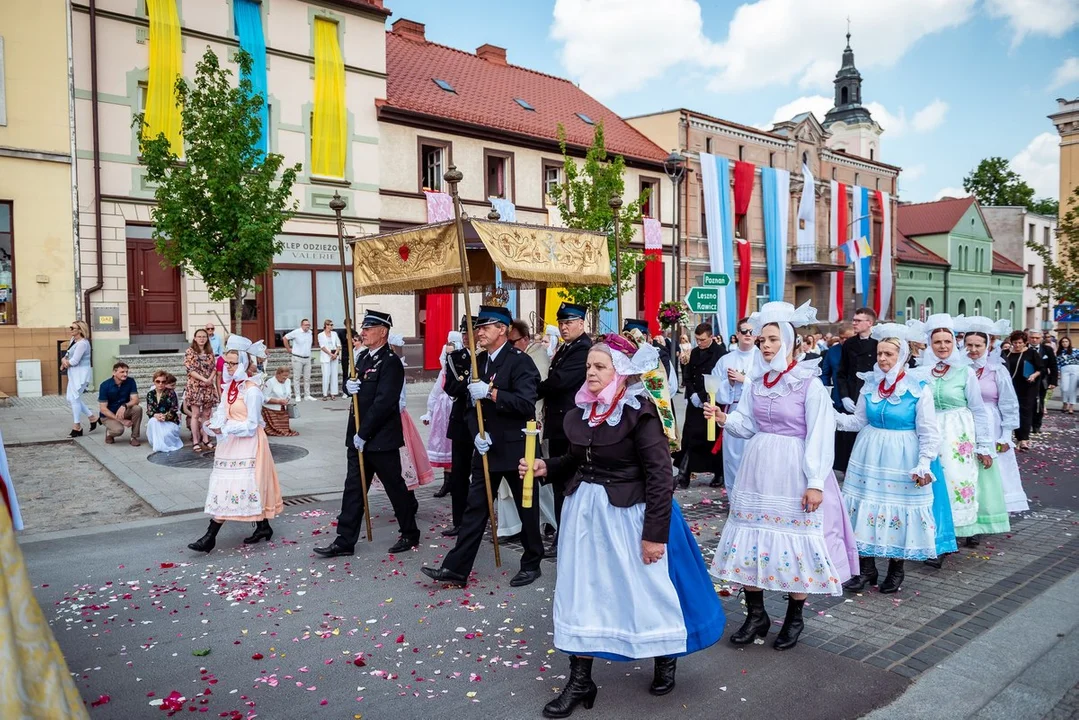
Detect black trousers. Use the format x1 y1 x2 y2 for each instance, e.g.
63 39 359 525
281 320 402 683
447 435 473 528
336 447 419 547
442 465 544 577
546 437 570 525
834 431 857 473
1031 382 1047 431
1015 385 1037 442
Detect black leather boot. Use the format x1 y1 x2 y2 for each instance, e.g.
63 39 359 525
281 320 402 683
433 473 451 498
842 556 879 592
924 554 944 569
878 559 905 594
729 589 771 645
188 520 223 553
542 655 598 718
649 656 677 696
773 596 806 651
964 535 981 548
243 519 273 545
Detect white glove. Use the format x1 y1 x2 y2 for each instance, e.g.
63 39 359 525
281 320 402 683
346 378 361 394
842 397 857 414
420 413 432 426
690 394 702 408
353 434 365 452
468 381 490 401
474 432 493 455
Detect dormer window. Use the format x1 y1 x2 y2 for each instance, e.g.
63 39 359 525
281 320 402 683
433 78 456 93
576 112 594 125
514 98 535 111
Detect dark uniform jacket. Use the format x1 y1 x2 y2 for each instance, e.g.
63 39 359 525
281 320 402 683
546 400 674 543
681 341 726 447
445 342 540 473
836 335 878 405
1038 343 1058 388
344 344 404 452
443 347 473 442
538 333 591 443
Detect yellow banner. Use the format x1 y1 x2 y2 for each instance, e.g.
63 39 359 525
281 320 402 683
144 0 183 152
353 222 463 295
312 17 346 178
470 220 611 286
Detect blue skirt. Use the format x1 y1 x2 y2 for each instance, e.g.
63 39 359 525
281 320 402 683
930 458 958 556
554 484 725 661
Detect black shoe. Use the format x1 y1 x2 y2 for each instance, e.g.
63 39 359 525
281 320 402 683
964 535 981 548
677 476 690 489
842 556 879 593
878 560 905 594
312 541 355 558
388 537 420 554
924 554 944 569
496 532 522 544
510 569 541 587
68 429 84 438
773 597 806 651
709 478 724 488
188 520 223 553
421 566 468 588
243 520 273 545
433 480 451 498
440 526 460 537
89 419 99 432
729 589 770 645
543 655 597 718
649 657 677 696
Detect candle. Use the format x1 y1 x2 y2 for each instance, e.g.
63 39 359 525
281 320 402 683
522 421 539 508
704 375 721 443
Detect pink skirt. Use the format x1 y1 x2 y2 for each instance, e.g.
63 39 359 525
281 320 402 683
428 394 453 468
400 410 434 490
204 429 284 522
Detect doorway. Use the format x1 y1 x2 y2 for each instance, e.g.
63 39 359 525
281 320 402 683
126 227 183 335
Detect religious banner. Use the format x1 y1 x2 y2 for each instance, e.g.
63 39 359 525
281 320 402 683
643 218 663 335
353 222 463 295
470 220 611 286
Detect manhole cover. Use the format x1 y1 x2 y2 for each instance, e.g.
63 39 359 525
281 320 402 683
147 443 310 469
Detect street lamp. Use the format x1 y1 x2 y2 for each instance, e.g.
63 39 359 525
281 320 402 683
663 150 686 305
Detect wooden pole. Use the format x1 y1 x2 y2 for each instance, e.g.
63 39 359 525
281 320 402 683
610 194 624 330
444 167 501 568
330 193 373 543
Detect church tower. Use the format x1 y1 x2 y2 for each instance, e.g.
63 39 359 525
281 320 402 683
823 29 883 161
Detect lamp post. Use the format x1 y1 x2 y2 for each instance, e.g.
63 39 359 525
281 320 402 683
663 150 686 305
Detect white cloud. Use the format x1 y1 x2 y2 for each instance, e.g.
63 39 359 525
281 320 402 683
551 0 975 98
865 102 907 135
985 0 1079 46
1011 132 1060 200
911 99 948 132
934 187 971 201
768 95 833 126
904 164 927 182
1049 57 1079 90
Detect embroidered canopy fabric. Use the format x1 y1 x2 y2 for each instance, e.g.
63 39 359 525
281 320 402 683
351 219 610 295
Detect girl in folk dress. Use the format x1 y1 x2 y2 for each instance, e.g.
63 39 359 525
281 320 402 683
187 337 283 552
706 301 858 651
835 324 941 596
421 330 461 470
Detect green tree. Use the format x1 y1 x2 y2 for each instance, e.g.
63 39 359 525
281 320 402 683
550 122 650 332
134 48 301 335
962 157 1035 208
1029 197 1059 217
1029 185 1078 307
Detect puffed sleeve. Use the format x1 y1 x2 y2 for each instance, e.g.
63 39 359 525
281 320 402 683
834 393 869 433
912 389 940 476
993 366 1020 443
964 367 994 454
713 357 738 406
720 381 758 439
803 382 837 491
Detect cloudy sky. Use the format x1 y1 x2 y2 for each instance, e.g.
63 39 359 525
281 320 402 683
385 0 1078 203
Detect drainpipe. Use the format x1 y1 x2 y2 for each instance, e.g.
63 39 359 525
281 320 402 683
67 0 82 318
83 0 104 330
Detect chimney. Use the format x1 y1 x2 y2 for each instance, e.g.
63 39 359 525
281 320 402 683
476 43 507 65
391 18 426 43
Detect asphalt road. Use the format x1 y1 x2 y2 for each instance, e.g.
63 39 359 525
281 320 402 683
22 502 908 720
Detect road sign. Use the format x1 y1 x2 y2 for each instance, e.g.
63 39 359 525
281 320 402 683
702 272 731 287
685 286 719 314
1054 304 1079 322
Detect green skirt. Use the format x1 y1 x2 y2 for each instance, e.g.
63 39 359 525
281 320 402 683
955 462 1011 536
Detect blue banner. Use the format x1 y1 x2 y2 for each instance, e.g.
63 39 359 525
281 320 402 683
234 0 268 156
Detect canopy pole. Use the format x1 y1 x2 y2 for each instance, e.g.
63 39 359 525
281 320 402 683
330 193 373 543
610 194 624 330
444 167 501 568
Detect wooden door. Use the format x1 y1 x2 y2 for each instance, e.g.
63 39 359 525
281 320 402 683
126 239 183 334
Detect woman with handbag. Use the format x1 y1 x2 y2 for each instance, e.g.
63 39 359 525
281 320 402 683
1003 330 1044 452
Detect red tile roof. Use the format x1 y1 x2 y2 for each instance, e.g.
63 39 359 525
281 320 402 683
383 29 668 163
992 251 1025 275
324 0 391 16
896 196 976 237
896 232 949 267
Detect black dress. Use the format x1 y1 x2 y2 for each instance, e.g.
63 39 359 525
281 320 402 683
678 342 726 477
1004 348 1044 442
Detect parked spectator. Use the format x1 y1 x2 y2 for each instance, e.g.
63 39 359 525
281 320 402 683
319 319 342 400
98 362 143 446
262 366 298 437
1057 336 1079 414
184 328 218 453
283 318 315 402
146 370 182 452
61 319 98 437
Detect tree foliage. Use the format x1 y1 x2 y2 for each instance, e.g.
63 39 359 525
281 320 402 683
550 122 650 331
1029 185 1078 307
962 157 1057 216
134 48 301 335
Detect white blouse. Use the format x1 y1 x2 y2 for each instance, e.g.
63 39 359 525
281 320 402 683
835 387 940 476
207 382 264 437
318 331 342 362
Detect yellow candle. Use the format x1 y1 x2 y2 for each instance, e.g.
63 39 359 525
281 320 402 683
707 391 717 442
522 421 538 508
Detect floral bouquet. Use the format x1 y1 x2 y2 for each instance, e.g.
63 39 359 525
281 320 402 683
657 301 689 330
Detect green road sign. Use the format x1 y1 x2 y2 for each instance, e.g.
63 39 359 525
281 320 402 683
685 286 719 314
702 272 731 287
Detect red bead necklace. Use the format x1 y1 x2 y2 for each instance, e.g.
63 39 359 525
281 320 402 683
588 386 627 425
975 366 985 379
762 359 798 389
227 380 242 405
878 371 905 399
931 362 950 378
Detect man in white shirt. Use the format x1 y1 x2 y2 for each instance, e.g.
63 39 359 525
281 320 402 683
709 317 761 497
283 318 315 401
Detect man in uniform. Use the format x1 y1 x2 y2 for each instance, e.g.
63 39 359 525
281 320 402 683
439 316 476 537
835 306 878 473
422 305 543 588
538 302 591 555
314 310 420 557
677 322 726 488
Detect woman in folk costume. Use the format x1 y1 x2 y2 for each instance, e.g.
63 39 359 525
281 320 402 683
707 316 762 498
835 323 941 596
705 301 858 651
389 334 434 491
0 428 90 719
188 336 283 552
421 330 462 473
522 335 723 718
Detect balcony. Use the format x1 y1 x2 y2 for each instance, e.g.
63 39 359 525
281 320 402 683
789 245 848 273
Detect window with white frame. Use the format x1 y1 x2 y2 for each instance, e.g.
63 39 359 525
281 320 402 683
421 144 446 192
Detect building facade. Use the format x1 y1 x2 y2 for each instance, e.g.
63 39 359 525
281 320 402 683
982 207 1058 330
1050 97 1079 217
0 0 79 396
72 0 389 378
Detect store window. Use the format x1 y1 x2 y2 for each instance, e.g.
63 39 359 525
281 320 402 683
272 268 353 345
0 201 14 325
